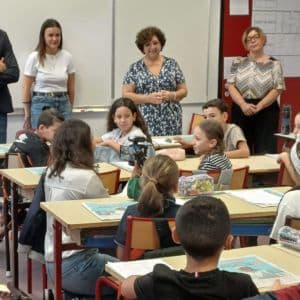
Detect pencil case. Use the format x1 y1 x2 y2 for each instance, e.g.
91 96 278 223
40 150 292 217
178 174 214 196
278 226 300 251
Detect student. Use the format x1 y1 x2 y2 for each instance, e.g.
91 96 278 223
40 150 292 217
277 112 300 185
193 119 232 172
269 186 300 242
121 196 259 299
95 97 153 162
176 98 250 158
44 119 117 299
8 107 64 167
115 154 181 260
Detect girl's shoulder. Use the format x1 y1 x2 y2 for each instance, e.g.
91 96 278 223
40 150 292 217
128 126 146 137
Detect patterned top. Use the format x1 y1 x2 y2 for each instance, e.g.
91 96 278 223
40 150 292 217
199 153 232 171
227 56 285 99
123 56 186 136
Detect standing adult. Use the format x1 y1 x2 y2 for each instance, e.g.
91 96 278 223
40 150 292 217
0 29 19 143
227 26 285 154
122 26 188 136
22 19 75 129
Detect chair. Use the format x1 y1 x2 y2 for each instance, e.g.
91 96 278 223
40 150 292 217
123 216 177 261
98 168 121 194
285 215 300 230
188 113 205 134
230 166 249 189
277 163 295 186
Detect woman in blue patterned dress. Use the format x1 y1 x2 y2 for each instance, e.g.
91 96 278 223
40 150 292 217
122 26 188 136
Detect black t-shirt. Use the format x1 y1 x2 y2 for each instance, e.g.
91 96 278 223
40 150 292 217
9 131 49 167
134 264 259 300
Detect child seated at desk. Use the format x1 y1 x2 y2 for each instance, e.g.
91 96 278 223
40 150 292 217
115 154 181 260
8 107 64 166
269 186 300 242
94 97 153 162
44 119 117 299
277 112 300 185
121 196 259 300
176 98 250 158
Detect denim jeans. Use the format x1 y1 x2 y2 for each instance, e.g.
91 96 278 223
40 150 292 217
46 248 118 299
31 95 72 128
0 112 7 143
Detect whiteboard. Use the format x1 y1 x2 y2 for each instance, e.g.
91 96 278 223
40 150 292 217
2 0 112 108
2 0 220 108
114 0 221 103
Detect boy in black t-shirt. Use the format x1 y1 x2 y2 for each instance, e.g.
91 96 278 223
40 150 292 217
121 196 259 300
8 107 64 167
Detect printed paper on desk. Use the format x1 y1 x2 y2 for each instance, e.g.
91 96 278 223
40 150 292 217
219 255 300 288
106 258 172 279
110 161 134 172
27 166 46 176
227 189 283 207
83 201 133 220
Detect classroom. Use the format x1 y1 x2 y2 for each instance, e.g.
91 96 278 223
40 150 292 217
1 0 300 299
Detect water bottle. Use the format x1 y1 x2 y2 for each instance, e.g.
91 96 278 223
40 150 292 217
281 104 291 135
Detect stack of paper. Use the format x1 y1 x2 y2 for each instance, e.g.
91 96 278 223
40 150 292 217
110 161 134 172
106 258 171 279
227 189 283 207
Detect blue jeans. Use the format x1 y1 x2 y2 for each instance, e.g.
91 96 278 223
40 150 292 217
31 95 72 128
46 249 118 298
0 112 7 143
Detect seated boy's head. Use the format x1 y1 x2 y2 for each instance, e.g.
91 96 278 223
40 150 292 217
174 196 231 259
202 99 228 127
36 108 64 142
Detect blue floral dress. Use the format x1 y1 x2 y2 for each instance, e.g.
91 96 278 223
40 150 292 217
123 56 186 136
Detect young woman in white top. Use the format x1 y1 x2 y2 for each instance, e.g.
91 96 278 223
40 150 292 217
95 97 153 162
22 18 75 129
44 119 117 299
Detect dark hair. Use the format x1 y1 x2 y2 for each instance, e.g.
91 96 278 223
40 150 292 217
203 98 228 113
107 97 152 143
176 196 230 259
135 26 166 54
35 18 63 65
242 26 266 49
199 119 224 154
137 155 179 216
36 107 64 128
48 119 94 178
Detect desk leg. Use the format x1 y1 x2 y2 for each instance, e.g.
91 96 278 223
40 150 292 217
3 184 11 277
54 220 63 300
11 182 19 288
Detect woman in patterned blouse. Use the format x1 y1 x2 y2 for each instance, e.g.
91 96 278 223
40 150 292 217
227 26 285 154
122 26 188 136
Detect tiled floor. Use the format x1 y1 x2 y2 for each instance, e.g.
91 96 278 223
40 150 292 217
0 238 48 300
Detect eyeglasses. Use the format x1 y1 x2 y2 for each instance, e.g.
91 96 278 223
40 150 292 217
246 34 260 43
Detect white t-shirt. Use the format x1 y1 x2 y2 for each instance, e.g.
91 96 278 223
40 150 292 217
101 125 146 146
270 189 300 240
24 49 75 92
44 164 109 262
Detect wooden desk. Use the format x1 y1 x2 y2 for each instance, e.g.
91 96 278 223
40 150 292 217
40 186 289 300
176 155 280 174
106 244 300 292
0 163 128 290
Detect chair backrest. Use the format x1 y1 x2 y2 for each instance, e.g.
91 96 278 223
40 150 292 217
5 152 33 169
277 163 295 186
188 113 205 134
98 168 120 194
123 216 176 261
230 166 249 189
285 215 300 230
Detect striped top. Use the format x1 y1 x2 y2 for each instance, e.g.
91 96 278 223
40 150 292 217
227 56 285 99
199 153 232 171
